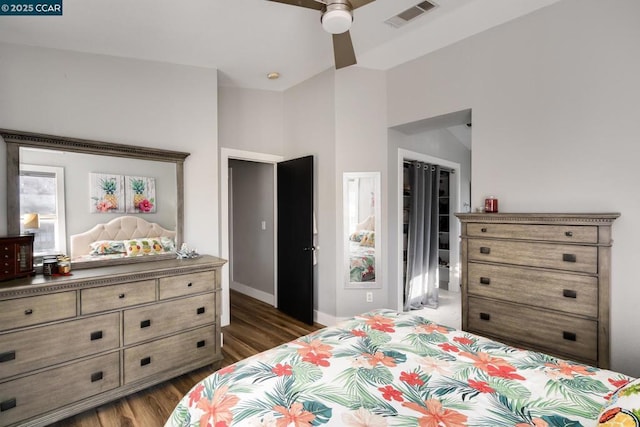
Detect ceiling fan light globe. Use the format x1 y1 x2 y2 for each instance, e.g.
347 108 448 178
322 9 352 34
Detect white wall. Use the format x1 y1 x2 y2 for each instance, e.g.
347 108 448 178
334 67 388 318
0 43 219 255
218 86 285 156
387 0 640 376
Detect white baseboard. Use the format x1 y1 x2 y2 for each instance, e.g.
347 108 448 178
231 281 275 306
314 310 340 327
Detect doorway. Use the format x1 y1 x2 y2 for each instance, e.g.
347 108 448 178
220 148 283 327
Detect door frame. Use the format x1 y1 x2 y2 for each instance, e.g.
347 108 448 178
220 148 284 326
397 149 462 313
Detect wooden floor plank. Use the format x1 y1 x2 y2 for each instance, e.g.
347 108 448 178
49 290 323 426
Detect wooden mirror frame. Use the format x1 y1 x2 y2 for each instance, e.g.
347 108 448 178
3 128 189 268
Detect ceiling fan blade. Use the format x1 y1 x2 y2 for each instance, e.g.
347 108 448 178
266 0 324 11
332 31 357 69
349 0 375 10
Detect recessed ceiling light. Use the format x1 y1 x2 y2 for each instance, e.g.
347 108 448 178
267 72 280 80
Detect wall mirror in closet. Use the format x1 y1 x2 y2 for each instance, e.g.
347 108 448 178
343 172 381 289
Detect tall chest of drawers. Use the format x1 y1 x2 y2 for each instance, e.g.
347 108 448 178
456 213 618 368
0 255 225 427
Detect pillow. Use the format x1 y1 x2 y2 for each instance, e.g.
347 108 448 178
360 231 375 247
89 240 126 255
160 236 176 252
349 230 369 242
125 238 164 257
598 378 640 426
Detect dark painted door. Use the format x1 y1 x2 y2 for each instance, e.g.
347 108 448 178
277 155 314 324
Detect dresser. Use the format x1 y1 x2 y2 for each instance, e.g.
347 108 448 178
456 213 618 368
0 255 225 427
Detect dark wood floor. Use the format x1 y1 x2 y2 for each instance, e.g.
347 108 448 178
50 290 323 427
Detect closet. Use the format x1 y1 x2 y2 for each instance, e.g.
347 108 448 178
402 163 451 291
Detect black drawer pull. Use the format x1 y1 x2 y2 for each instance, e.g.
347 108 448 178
90 331 103 341
187 282 193 287
118 293 125 299
140 357 151 366
563 289 577 299
0 351 16 363
479 247 491 254
24 309 33 315
562 253 576 263
140 319 151 328
479 312 491 321
563 331 577 341
197 307 205 315
481 227 487 233
565 231 573 237
197 340 206 348
91 371 104 382
0 398 16 412
479 277 491 285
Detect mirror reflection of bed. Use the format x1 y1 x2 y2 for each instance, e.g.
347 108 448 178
344 172 381 288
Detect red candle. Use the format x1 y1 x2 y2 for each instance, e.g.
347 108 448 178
485 197 498 213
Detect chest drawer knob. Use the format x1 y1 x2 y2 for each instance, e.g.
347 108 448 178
140 356 151 366
562 289 577 299
187 282 193 287
562 253 576 263
481 228 488 233
24 309 33 315
90 331 103 341
479 277 491 285
140 319 151 328
563 331 577 341
91 371 104 382
565 231 573 237
0 351 16 363
197 307 206 315
479 312 491 321
0 398 16 412
197 340 206 348
479 247 491 254
118 293 126 299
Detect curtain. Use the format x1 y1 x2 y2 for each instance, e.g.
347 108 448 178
403 161 440 310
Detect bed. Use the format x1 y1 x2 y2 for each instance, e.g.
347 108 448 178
70 216 176 261
165 309 638 427
348 228 376 282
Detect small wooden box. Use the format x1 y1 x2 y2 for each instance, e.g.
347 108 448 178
0 235 35 281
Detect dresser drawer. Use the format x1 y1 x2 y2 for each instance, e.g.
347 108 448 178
158 270 216 300
0 352 119 426
467 297 597 362
467 263 598 317
468 239 597 273
123 293 215 345
0 292 76 331
0 313 119 379
81 279 156 314
124 326 215 384
467 223 598 243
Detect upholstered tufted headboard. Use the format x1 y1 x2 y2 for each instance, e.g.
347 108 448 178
70 216 176 259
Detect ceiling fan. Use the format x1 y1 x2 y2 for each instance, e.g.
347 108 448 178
267 0 376 69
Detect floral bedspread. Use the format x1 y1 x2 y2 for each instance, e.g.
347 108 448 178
166 309 633 427
349 242 375 282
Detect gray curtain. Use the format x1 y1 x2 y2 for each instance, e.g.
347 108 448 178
403 162 439 310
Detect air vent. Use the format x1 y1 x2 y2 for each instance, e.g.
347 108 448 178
385 1 437 29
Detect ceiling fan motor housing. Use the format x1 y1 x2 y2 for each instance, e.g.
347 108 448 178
321 0 353 34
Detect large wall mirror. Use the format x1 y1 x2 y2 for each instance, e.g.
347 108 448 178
343 172 381 289
3 129 189 269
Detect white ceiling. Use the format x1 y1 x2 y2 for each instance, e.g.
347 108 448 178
0 0 560 91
